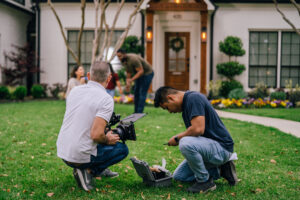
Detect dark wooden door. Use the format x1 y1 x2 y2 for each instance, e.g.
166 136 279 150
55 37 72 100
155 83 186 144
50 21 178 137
165 32 190 91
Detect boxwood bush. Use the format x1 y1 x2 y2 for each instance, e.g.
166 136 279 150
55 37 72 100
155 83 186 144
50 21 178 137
0 86 10 100
220 80 243 98
228 88 247 99
31 84 45 99
270 91 286 100
13 86 27 100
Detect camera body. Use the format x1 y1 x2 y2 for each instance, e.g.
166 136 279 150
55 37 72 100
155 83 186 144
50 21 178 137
106 112 145 143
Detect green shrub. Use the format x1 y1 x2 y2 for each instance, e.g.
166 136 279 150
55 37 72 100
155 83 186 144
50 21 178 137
289 91 300 106
220 80 243 98
121 35 144 55
216 61 245 80
248 82 269 99
270 91 286 100
0 86 10 100
228 88 247 99
219 36 246 57
31 84 45 99
13 86 27 100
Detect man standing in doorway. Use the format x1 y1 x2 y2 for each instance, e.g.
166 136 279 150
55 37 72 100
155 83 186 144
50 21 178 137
117 49 154 113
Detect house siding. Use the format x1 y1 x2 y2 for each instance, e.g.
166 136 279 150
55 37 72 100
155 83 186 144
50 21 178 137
0 2 32 84
39 2 142 86
213 3 300 90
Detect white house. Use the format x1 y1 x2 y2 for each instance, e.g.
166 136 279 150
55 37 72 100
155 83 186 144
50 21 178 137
0 0 34 84
1 0 300 94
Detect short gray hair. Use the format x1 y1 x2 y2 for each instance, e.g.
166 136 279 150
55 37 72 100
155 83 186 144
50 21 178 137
90 61 110 83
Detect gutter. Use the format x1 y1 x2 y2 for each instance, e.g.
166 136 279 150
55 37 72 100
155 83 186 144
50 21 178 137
1 0 34 15
140 10 145 58
209 3 218 81
34 0 41 83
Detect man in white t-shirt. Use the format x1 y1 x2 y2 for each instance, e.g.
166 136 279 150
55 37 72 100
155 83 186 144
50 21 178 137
56 61 128 192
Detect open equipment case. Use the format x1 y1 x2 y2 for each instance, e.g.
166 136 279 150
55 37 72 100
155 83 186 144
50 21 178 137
130 157 172 187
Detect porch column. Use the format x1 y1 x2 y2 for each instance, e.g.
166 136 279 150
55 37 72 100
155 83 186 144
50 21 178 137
146 10 153 65
200 11 207 94
146 10 153 92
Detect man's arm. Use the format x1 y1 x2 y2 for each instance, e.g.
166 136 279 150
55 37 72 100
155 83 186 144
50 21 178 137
130 66 144 82
168 116 205 146
90 116 120 145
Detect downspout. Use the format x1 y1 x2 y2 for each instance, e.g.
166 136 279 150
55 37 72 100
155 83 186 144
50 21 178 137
35 0 41 83
140 10 145 58
209 4 218 81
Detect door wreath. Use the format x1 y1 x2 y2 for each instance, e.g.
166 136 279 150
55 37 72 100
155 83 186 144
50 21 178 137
170 37 184 52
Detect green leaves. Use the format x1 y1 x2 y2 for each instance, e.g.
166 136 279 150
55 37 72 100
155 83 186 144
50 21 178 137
216 61 246 80
219 36 246 57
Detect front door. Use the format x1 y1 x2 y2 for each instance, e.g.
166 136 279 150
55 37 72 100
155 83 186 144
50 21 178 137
165 32 190 90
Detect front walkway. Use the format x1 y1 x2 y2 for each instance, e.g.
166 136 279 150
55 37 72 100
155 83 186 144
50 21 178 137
216 110 300 138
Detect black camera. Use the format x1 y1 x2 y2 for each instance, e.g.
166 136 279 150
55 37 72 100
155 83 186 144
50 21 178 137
106 112 146 143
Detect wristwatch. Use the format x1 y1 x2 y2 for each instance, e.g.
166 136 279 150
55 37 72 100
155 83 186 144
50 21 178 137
174 136 179 143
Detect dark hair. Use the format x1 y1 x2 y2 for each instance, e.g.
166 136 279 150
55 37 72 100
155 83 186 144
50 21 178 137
108 63 116 85
154 86 178 107
70 65 81 78
117 48 126 54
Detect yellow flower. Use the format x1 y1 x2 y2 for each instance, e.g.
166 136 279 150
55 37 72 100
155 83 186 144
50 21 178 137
270 102 277 107
280 101 286 107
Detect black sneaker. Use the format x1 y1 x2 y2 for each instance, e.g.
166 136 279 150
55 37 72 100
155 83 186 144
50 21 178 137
187 177 216 193
73 168 94 191
220 161 238 186
99 168 119 178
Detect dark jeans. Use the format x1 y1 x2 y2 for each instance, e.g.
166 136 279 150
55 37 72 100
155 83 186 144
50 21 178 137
134 71 154 113
64 142 129 175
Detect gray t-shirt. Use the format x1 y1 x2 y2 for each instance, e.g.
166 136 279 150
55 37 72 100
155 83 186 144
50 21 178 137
56 81 114 163
124 53 153 75
65 77 81 98
182 91 234 152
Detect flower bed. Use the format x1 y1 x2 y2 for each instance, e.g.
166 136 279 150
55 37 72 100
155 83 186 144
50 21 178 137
113 94 154 105
211 98 293 109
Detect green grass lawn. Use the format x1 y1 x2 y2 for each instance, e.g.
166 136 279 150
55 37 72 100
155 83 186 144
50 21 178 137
0 101 299 200
222 108 300 122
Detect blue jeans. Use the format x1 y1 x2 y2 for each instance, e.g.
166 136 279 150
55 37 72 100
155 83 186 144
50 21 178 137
64 142 128 175
134 72 154 113
106 89 115 98
173 136 231 183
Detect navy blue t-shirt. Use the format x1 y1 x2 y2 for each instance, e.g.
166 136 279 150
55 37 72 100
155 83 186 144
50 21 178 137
182 91 234 152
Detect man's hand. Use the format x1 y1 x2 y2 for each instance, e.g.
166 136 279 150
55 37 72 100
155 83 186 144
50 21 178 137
105 131 120 145
168 135 179 146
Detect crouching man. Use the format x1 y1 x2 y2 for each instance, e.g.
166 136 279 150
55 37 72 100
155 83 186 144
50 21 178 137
154 87 238 193
56 61 128 192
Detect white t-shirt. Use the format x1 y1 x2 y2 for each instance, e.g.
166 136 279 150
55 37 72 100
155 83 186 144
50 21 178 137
56 81 114 163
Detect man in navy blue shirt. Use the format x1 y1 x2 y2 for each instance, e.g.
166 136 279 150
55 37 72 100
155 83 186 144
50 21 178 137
154 86 238 193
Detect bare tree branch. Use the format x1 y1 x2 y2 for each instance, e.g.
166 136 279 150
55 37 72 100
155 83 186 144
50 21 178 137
92 0 108 63
108 0 145 62
273 0 300 36
47 0 80 65
105 0 125 61
98 14 109 60
290 0 300 16
77 0 86 65
92 0 101 64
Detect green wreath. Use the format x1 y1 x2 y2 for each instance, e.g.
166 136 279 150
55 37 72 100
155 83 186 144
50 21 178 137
170 37 184 52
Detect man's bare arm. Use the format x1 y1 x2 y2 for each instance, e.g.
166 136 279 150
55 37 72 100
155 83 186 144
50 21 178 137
90 117 120 145
168 116 205 146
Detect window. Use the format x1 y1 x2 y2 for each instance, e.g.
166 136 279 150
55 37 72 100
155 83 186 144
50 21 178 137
280 32 300 87
12 0 25 5
249 32 278 88
67 30 123 78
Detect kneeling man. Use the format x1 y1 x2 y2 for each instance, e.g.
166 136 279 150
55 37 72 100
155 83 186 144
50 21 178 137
56 61 128 191
154 87 238 193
